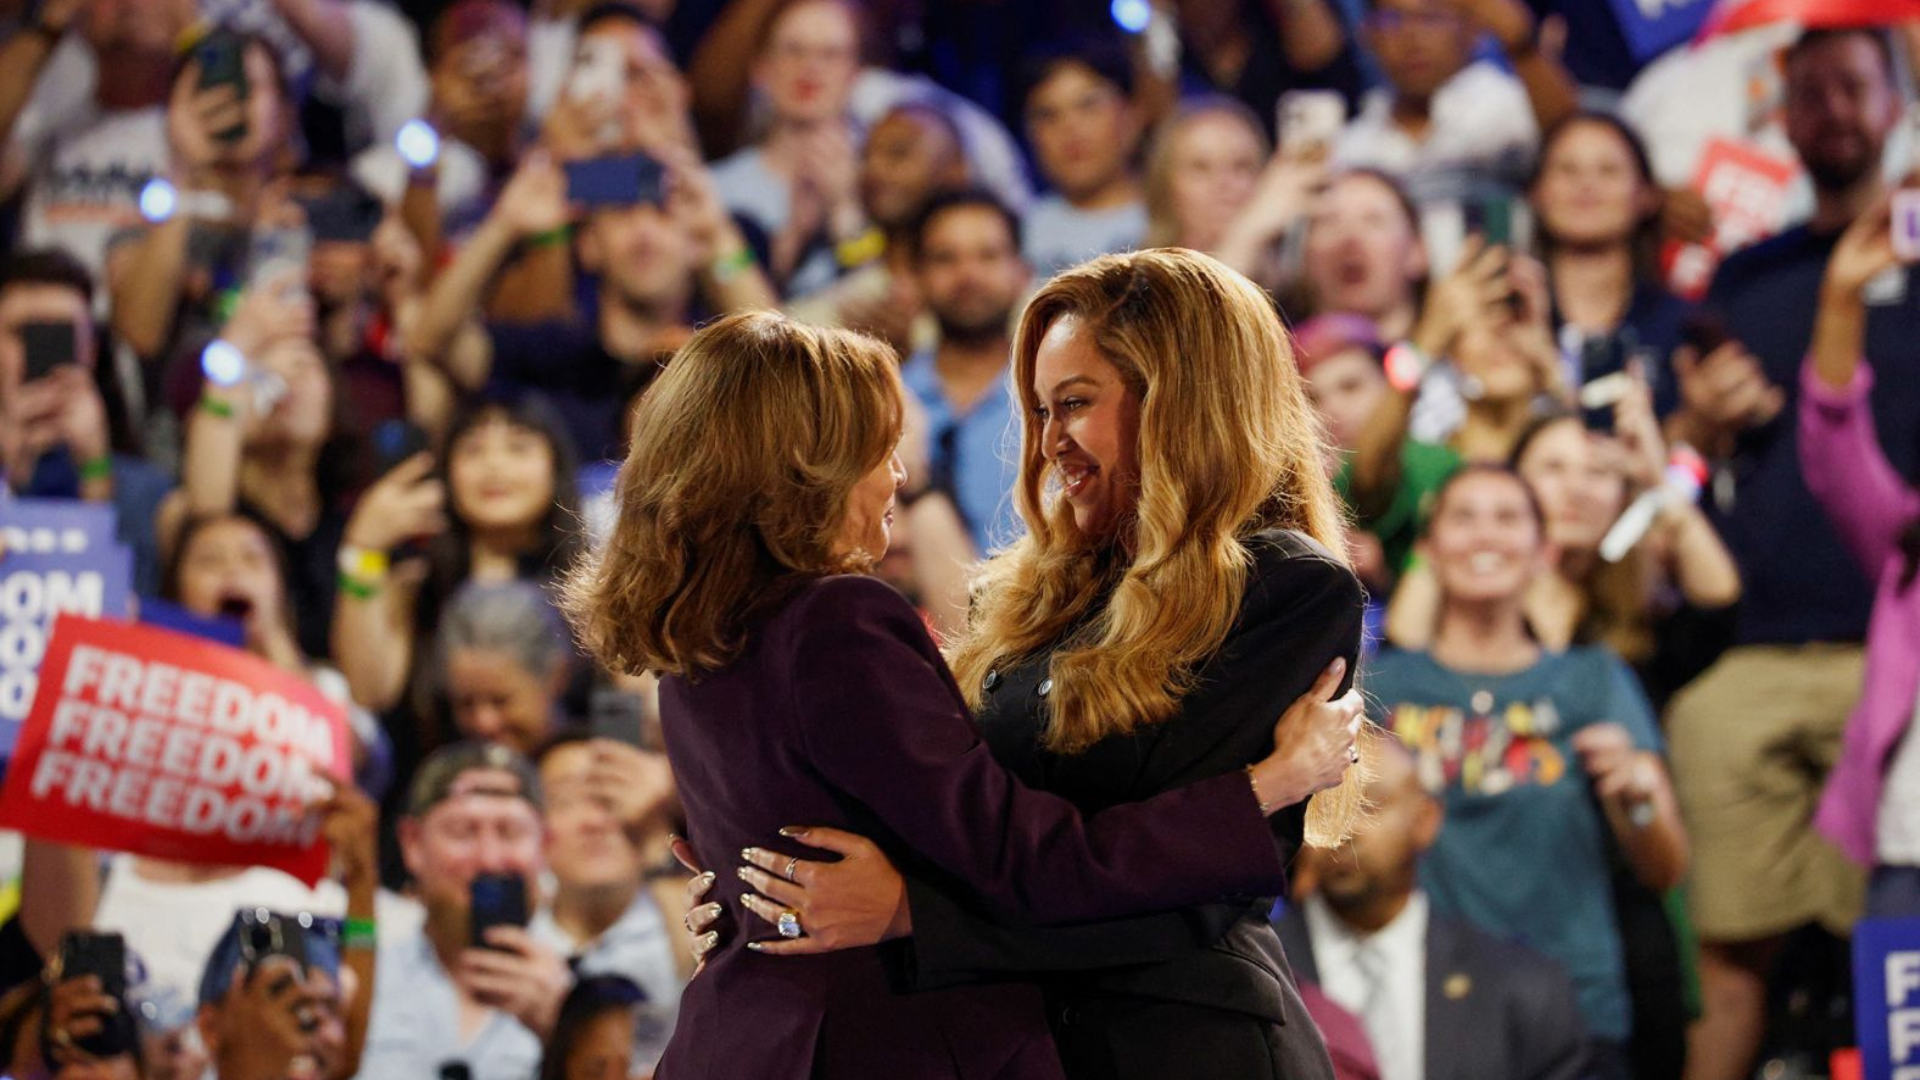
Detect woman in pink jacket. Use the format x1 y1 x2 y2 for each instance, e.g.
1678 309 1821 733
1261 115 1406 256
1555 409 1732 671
1800 193 1920 917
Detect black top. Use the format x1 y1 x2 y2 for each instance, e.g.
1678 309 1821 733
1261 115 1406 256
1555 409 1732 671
901 530 1364 1060
1704 226 1920 645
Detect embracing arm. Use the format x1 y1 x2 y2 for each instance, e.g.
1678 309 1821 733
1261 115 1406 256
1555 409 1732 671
788 578 1293 927
897 545 1366 986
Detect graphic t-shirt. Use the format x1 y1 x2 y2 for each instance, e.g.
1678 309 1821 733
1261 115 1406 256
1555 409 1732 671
1363 645 1662 1041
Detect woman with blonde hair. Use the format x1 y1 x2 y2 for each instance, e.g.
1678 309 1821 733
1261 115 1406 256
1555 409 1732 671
565 307 1364 1079
710 250 1368 1079
1143 95 1324 289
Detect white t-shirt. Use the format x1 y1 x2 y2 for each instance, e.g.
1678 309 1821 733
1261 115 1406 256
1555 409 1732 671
92 856 346 1007
1333 60 1539 204
16 107 168 288
1876 687 1920 865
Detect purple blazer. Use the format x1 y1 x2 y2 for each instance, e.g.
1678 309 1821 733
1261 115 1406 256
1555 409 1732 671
653 575 1291 1079
1799 361 1920 866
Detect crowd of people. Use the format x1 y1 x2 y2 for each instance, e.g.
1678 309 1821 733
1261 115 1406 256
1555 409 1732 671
0 0 1916 1078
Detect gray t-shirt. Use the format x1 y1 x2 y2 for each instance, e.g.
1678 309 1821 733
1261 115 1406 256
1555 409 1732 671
1020 194 1146 277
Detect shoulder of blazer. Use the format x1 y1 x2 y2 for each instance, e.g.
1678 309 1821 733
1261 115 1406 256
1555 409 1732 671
1240 529 1367 620
767 574 937 662
1428 914 1582 1026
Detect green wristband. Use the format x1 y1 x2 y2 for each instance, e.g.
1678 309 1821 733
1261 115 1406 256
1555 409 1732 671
198 395 236 419
525 225 571 250
78 455 113 482
337 572 380 601
342 917 377 951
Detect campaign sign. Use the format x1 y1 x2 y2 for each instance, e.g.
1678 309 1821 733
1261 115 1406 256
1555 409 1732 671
1854 916 1920 1080
0 617 349 885
1607 0 1713 63
1662 137 1800 299
0 501 133 756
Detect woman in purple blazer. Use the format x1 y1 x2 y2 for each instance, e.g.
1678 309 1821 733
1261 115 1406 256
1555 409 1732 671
699 251 1370 1079
562 309 1365 1079
1800 197 1920 917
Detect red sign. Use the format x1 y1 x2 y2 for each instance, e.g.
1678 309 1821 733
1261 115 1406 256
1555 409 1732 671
1696 0 1920 41
1662 136 1801 300
0 617 349 885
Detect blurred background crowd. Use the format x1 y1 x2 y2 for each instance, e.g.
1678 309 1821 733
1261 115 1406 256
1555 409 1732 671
0 0 1916 1078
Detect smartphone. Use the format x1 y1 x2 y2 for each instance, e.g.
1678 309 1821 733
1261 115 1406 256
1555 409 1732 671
301 186 384 244
21 320 75 382
469 873 530 949
194 31 250 144
370 419 432 477
1277 90 1344 160
565 152 666 208
57 931 137 1058
1680 312 1731 358
237 908 312 977
1894 189 1920 263
1464 195 1516 249
589 686 647 748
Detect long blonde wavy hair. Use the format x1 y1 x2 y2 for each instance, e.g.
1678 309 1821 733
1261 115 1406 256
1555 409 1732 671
947 249 1362 845
560 311 903 679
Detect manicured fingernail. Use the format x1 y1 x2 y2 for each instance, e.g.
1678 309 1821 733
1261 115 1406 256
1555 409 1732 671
746 942 766 952
1330 658 1346 677
741 847 757 860
736 866 752 882
778 826 805 838
700 932 718 948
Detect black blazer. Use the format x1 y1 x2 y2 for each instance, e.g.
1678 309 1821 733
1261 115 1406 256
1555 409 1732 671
900 530 1365 1078
1274 903 1591 1080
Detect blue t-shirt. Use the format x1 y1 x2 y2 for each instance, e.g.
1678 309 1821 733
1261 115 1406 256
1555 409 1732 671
1364 645 1662 1041
1705 226 1920 645
900 348 1023 553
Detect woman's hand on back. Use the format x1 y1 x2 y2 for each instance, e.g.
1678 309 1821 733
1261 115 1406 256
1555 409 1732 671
734 828 909 955
673 837 724 973
1252 658 1364 812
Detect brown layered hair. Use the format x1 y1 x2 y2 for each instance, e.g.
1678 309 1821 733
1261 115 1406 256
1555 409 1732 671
561 312 904 678
946 249 1362 845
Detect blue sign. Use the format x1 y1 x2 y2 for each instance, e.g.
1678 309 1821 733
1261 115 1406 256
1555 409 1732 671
0 500 133 755
1605 0 1715 63
138 599 246 649
1854 916 1920 1080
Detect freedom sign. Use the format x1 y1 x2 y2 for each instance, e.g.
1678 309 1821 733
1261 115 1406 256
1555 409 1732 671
0 500 132 756
0 617 349 885
1855 917 1920 1080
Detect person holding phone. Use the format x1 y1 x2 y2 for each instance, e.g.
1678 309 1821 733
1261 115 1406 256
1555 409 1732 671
531 735 685 1072
406 142 773 463
0 250 172 596
1142 95 1327 293
0 0 188 289
154 273 358 662
361 743 570 1080
108 28 301 365
1526 112 1695 418
1801 190 1920 922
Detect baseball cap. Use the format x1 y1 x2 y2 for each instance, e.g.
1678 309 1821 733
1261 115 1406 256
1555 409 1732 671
406 741 544 818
